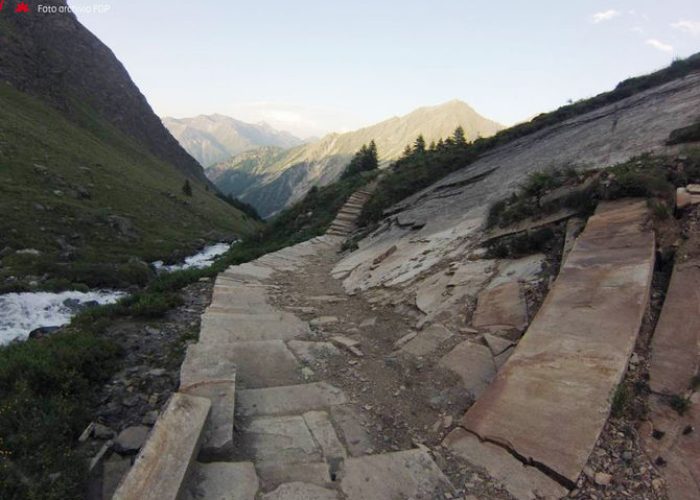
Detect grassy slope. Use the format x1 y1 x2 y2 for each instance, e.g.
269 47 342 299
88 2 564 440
0 82 260 289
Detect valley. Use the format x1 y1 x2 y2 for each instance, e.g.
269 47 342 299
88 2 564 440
1 2 699 500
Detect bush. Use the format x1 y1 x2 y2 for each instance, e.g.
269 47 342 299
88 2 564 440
611 384 631 418
666 121 700 145
0 330 120 499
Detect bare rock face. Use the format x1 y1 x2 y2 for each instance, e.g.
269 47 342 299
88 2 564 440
0 1 207 182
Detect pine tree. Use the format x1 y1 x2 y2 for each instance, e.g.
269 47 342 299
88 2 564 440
414 135 426 153
453 126 467 146
182 179 193 197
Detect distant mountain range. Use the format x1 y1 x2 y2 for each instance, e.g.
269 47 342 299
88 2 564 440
162 114 305 167
206 100 503 217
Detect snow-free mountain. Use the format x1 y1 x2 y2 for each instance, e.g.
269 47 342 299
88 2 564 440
207 100 503 217
162 114 304 167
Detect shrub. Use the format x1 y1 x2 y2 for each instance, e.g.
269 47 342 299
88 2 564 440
0 330 120 499
611 384 631 418
666 121 700 145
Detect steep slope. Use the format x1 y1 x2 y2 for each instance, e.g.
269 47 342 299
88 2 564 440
0 0 206 183
163 114 304 167
0 3 259 289
209 100 503 217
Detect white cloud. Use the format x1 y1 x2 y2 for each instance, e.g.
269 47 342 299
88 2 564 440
645 39 674 53
671 20 700 36
591 9 620 23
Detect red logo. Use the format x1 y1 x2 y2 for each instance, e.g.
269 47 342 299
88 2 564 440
0 0 5 12
15 1 29 13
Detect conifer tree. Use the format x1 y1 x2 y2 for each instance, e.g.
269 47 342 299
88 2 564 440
182 179 193 196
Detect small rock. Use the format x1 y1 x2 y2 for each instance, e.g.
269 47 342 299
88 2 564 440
394 332 418 349
113 426 150 454
93 423 115 440
79 422 95 442
594 472 612 486
141 411 158 426
359 317 377 328
310 316 339 327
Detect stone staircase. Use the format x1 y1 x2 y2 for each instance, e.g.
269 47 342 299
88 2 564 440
113 185 456 498
113 235 453 499
326 185 376 237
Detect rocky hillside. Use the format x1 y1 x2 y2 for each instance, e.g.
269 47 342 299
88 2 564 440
209 100 503 217
163 114 304 167
0 1 259 290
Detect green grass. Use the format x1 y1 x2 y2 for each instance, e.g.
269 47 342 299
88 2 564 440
0 82 260 290
0 330 121 499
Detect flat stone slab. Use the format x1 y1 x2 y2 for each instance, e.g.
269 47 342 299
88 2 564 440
339 449 454 499
256 462 331 491
185 462 259 500
462 200 655 485
187 340 301 389
303 411 347 460
180 343 237 389
641 394 700 500
329 405 373 457
222 262 275 281
489 253 546 288
262 482 339 500
181 381 236 460
113 393 211 500
649 260 700 395
241 415 322 465
443 428 568 500
209 284 271 312
482 333 514 356
237 382 348 417
398 324 453 357
200 312 310 343
439 341 496 398
472 280 528 332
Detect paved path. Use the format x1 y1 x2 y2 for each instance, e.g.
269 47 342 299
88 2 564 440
446 199 655 492
183 234 454 499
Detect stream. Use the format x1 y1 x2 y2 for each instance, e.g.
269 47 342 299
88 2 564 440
0 242 233 345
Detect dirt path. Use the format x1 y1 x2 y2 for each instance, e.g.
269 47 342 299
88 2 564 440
267 238 514 499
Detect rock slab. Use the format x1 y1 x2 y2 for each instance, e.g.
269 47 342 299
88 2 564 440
113 393 211 500
461 200 656 485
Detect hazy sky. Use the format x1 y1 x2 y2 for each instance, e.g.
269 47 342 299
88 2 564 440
71 1 700 137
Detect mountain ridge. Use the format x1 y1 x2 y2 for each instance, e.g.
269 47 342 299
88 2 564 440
163 114 305 167
208 99 503 217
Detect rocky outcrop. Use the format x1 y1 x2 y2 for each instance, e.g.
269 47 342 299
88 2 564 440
0 0 207 182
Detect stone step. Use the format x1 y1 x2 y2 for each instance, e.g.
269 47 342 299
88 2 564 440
113 393 211 500
456 199 655 486
329 223 355 232
184 340 303 389
179 345 237 460
237 382 347 417
199 312 310 343
221 262 275 282
339 449 455 500
649 258 700 395
185 461 259 500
